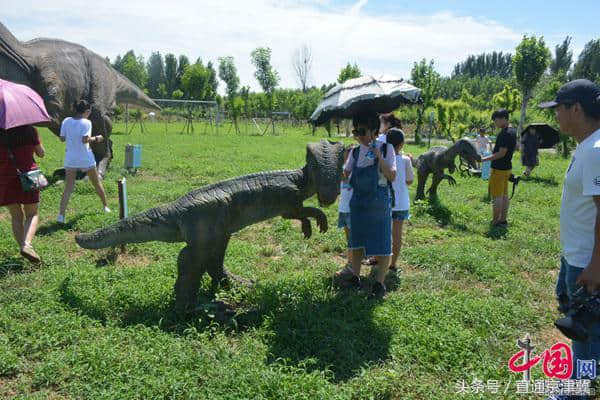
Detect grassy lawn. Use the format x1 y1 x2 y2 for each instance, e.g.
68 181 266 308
0 121 570 399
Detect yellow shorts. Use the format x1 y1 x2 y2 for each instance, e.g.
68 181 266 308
489 169 512 198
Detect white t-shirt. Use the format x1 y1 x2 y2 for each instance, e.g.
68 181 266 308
475 135 492 154
60 117 96 169
338 181 353 213
376 134 386 143
392 153 414 211
343 141 397 186
560 128 600 268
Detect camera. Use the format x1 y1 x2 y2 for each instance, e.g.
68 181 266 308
555 287 600 341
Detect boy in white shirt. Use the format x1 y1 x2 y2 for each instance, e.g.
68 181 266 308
385 128 414 272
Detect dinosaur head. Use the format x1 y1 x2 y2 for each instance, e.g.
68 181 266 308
456 138 481 169
305 140 345 206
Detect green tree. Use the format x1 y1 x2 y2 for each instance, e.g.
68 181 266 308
452 51 513 78
164 53 178 97
181 62 210 100
251 47 280 134
492 85 521 114
550 36 573 80
147 52 165 98
218 56 241 133
176 55 190 92
205 61 218 100
513 35 551 134
337 62 361 83
113 50 147 89
411 59 440 144
572 39 600 83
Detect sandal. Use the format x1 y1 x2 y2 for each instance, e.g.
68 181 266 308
20 245 41 264
362 257 378 266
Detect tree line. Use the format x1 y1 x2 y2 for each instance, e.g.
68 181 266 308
108 36 600 139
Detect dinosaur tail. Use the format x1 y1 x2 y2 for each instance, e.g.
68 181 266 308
114 72 161 111
75 207 180 249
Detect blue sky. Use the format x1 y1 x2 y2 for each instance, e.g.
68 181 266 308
3 0 598 93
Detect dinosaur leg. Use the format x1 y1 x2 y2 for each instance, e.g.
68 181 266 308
174 245 206 312
90 114 113 177
415 172 428 200
282 207 328 239
428 174 443 197
203 235 251 291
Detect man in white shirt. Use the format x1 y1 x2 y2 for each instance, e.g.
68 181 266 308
539 79 600 399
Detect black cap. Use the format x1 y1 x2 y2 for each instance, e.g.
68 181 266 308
538 79 600 109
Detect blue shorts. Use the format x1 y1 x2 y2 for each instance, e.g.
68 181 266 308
337 212 351 228
392 210 410 221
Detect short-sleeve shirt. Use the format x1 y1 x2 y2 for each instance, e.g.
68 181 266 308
560 128 600 268
60 117 96 169
392 153 414 211
491 127 516 170
475 135 492 154
343 141 397 186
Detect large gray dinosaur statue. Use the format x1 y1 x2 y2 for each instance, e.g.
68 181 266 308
0 22 160 175
414 139 480 200
75 140 345 312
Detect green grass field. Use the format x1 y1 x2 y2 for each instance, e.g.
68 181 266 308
0 122 571 399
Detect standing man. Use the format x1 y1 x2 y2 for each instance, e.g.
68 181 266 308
481 109 517 227
539 79 600 400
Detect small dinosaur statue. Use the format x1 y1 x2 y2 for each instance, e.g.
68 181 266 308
0 22 160 175
414 139 480 200
75 140 345 312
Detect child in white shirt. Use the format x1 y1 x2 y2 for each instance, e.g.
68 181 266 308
338 146 353 268
385 128 414 272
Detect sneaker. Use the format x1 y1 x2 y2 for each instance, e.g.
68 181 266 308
57 214 65 224
104 206 112 213
371 282 387 298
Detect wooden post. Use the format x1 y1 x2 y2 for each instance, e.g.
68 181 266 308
118 178 128 253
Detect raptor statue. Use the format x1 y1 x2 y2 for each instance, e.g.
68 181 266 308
0 22 160 175
414 139 481 200
75 140 345 312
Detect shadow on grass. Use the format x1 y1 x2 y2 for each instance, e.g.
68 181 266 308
523 175 558 186
485 224 508 240
415 195 468 231
58 273 395 382
0 257 25 279
37 215 85 236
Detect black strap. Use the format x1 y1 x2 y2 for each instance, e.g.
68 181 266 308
5 145 22 175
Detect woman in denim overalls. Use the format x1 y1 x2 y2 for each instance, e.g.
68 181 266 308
338 112 397 297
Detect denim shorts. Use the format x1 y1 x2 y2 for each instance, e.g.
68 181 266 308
392 210 410 221
337 212 351 228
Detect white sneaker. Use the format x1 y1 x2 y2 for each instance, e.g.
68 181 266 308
104 206 112 213
57 214 65 224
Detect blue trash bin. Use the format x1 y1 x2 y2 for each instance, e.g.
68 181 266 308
125 144 142 171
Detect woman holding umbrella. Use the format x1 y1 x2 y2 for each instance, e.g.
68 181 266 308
0 79 51 263
0 125 45 263
521 126 542 177
336 111 396 297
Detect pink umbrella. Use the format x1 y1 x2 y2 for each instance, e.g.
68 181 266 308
0 79 50 130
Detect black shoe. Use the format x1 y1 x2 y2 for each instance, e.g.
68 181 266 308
371 282 386 298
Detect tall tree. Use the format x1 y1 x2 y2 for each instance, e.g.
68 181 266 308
164 53 178 97
113 50 147 89
251 47 280 134
292 44 313 92
181 61 209 100
147 52 165 98
337 62 361 83
218 56 241 133
205 61 218 100
176 55 190 92
572 39 600 83
492 85 521 114
550 36 573 79
411 58 440 144
513 35 551 134
452 51 513 78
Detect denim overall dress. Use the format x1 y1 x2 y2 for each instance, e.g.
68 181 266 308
347 144 392 256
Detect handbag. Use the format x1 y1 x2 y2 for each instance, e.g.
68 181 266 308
6 146 48 192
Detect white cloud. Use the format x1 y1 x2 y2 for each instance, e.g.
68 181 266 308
4 0 521 94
